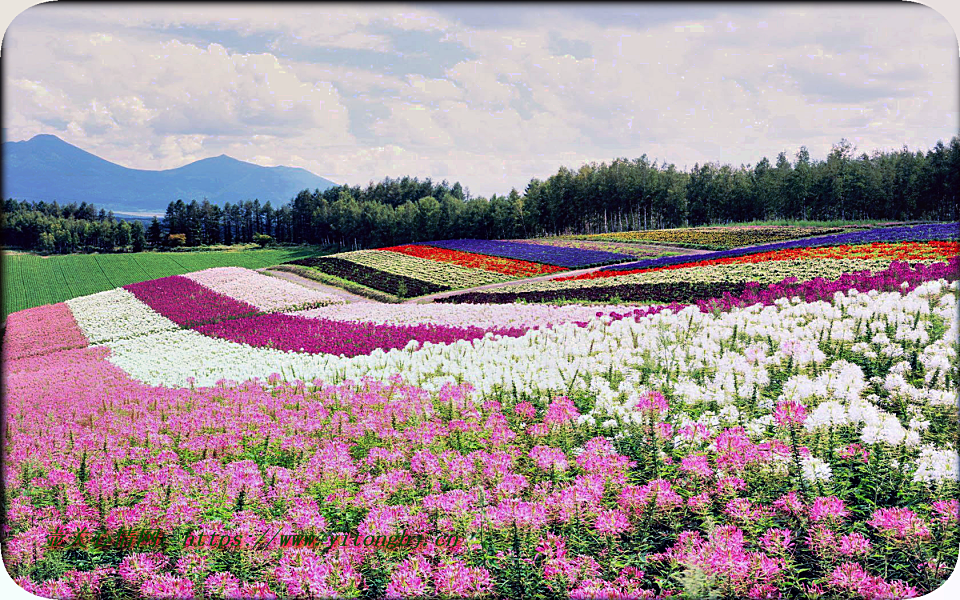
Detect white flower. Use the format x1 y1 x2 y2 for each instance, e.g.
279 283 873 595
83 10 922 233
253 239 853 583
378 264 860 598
913 445 960 484
801 456 833 483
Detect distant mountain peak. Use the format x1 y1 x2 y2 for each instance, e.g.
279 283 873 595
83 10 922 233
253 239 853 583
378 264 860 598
3 135 337 213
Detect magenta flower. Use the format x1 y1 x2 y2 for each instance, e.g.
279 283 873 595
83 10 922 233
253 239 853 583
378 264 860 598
595 508 632 535
931 499 960 527
773 400 807 427
544 396 580 425
838 533 872 558
679 455 715 478
808 496 850 523
758 528 794 555
433 559 493 598
514 401 536 419
868 508 932 541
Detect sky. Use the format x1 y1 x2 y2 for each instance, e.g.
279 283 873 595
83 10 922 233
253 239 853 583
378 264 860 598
2 2 959 198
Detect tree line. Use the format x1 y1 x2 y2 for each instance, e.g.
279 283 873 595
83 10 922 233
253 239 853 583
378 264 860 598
3 137 957 254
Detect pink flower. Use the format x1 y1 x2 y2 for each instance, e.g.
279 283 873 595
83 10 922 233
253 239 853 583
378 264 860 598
773 400 807 427
514 401 536 419
595 509 632 535
772 492 806 517
724 498 767 522
205 572 242 599
679 455 714 478
931 500 959 527
118 553 168 585
805 525 838 557
140 574 196 599
808 496 849 523
687 492 712 512
387 556 431 599
433 559 492 598
838 533 872 558
758 529 794 555
867 507 932 541
544 396 580 426
636 390 669 415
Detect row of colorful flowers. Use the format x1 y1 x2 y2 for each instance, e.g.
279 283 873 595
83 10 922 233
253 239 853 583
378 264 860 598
290 302 638 330
284 257 449 298
576 224 856 249
52 257 959 395
197 314 527 357
379 244 567 277
439 258 960 306
476 258 918 296
411 238 634 268
504 237 688 259
4 270 958 598
333 250 513 288
182 267 345 312
600 222 959 272
558 241 960 283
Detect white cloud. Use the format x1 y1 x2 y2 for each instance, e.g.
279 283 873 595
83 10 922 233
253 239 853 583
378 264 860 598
3 3 956 197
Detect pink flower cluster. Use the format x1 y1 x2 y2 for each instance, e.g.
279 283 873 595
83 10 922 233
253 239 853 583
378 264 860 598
197 312 527 357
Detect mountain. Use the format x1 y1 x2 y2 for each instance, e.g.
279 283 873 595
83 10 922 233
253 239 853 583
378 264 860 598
2 134 337 213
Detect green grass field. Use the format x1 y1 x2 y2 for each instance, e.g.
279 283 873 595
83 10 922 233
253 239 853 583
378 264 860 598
2 247 322 316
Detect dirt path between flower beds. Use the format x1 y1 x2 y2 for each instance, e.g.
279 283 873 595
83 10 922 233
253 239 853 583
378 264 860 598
258 268 377 303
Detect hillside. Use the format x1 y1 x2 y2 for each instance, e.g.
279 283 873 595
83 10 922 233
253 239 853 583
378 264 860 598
2 134 336 213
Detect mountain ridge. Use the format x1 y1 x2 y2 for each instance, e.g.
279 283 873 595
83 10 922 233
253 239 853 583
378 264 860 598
2 134 337 213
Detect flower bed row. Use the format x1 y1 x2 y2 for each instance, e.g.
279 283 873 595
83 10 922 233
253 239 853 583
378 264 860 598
561 241 960 283
601 222 960 272
285 257 449 298
504 238 682 258
413 238 634 267
334 249 512 288
197 313 528 357
5 275 958 598
183 267 346 311
124 276 260 328
2 302 90 361
437 281 749 305
290 303 637 330
577 225 857 249
473 258 917 296
380 244 567 277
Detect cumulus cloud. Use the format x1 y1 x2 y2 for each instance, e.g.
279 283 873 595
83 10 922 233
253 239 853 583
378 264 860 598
3 3 957 196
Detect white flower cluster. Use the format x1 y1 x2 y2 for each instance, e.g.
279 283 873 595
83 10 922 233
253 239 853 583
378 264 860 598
66 289 179 344
912 444 960 484
183 267 345 311
801 456 833 483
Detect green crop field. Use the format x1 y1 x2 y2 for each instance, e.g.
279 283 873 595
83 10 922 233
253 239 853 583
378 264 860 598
1 247 320 316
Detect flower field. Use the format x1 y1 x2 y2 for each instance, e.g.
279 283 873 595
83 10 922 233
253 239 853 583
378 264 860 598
576 225 864 250
3 223 960 600
413 239 634 268
440 224 960 304
283 240 639 298
506 238 688 259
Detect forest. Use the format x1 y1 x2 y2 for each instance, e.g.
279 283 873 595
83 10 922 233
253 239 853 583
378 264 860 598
3 137 958 254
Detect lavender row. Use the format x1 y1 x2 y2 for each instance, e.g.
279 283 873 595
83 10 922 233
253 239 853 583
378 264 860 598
196 313 529 357
600 257 960 323
124 276 260 328
413 238 634 267
601 222 960 272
